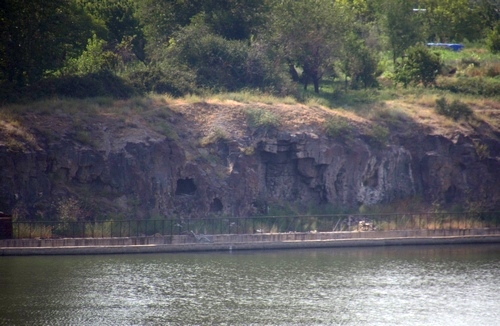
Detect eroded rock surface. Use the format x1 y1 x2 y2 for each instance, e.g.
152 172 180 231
0 102 498 219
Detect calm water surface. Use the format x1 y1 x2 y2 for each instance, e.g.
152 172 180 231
0 244 499 325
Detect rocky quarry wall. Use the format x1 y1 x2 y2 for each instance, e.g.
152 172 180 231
0 114 499 220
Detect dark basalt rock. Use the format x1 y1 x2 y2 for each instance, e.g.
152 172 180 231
0 120 498 220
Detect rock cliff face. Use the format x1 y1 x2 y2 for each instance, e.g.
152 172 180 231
0 102 498 219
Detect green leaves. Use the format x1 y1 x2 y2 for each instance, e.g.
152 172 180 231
79 35 119 74
486 22 500 54
435 97 473 121
394 44 442 87
265 0 347 93
0 0 95 85
384 0 425 63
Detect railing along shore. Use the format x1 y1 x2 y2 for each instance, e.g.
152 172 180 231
8 212 500 240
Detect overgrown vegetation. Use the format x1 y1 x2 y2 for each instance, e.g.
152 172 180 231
245 108 280 131
2 0 500 103
366 124 390 147
394 44 442 87
435 97 473 120
324 116 353 141
199 128 229 147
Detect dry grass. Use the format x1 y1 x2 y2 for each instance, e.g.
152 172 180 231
0 115 37 150
211 91 297 105
1 88 498 157
372 214 487 231
14 223 53 239
199 127 229 147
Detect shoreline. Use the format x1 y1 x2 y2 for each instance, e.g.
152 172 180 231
2 228 500 256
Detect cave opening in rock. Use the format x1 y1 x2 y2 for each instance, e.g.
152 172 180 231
210 198 223 212
175 178 197 195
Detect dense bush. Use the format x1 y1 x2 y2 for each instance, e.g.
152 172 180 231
243 42 295 95
164 22 249 92
324 116 352 141
366 124 389 147
160 20 293 95
245 108 280 132
394 44 442 87
1 71 137 103
435 97 473 121
437 77 500 97
486 23 500 54
62 34 120 75
126 64 196 97
339 35 380 90
40 71 137 99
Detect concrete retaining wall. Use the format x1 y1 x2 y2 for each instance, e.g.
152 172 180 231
1 228 500 256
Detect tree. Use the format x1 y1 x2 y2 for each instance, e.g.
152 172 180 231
65 34 120 75
265 0 347 93
200 0 269 40
0 0 97 86
383 0 425 64
474 0 500 30
338 33 379 89
336 0 383 24
136 0 200 57
162 18 249 91
77 0 145 60
486 22 500 53
421 0 485 42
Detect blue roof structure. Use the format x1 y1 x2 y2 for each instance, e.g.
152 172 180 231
427 43 464 52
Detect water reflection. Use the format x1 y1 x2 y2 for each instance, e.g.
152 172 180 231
1 244 499 325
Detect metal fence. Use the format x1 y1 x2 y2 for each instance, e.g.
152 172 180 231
10 212 500 239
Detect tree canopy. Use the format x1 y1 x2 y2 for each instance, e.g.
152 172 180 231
1 0 499 98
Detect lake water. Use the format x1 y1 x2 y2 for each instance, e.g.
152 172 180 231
1 244 499 325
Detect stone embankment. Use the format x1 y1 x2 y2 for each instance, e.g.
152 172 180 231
2 228 500 256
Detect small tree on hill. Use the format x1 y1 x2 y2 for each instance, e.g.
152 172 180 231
394 44 441 87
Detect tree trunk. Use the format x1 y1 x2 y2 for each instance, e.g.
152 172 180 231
288 63 299 82
313 77 320 93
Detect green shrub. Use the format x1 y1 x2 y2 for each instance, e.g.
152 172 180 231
126 64 196 97
435 97 473 120
366 124 389 147
486 23 500 54
246 108 280 131
324 116 353 140
73 130 96 147
161 19 294 95
165 21 248 92
394 44 442 87
64 34 120 75
437 76 500 97
2 71 137 103
339 34 380 89
199 127 229 147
